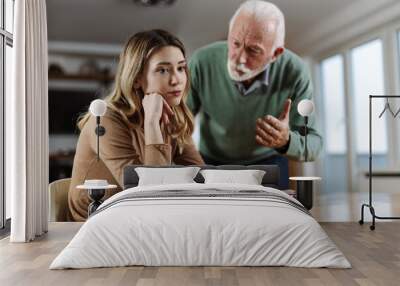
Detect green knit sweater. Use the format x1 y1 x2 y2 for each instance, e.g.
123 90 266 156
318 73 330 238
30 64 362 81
187 41 323 164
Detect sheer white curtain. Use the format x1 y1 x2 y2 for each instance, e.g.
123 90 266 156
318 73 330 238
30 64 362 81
7 0 49 242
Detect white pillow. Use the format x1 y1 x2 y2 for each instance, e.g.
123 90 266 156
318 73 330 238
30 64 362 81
135 167 201 186
200 169 266 185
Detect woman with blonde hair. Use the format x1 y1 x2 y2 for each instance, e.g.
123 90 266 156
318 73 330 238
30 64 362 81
68 29 204 221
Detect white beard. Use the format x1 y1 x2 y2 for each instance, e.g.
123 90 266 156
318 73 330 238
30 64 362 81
227 59 267 82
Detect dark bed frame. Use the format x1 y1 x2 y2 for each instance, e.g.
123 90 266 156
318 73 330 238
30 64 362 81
122 165 315 210
123 165 281 190
86 165 281 216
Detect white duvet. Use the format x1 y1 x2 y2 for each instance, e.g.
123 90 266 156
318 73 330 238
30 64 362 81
50 183 351 269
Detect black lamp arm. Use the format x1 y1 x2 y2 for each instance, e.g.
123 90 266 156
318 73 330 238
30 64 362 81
304 116 308 162
95 116 106 136
95 116 106 161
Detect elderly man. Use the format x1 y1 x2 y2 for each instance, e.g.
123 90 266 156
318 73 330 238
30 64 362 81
187 0 323 189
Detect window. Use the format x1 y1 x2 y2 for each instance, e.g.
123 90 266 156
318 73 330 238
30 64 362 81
320 55 348 193
320 55 347 154
5 44 11 220
351 39 387 170
1 0 14 232
351 39 387 155
5 0 13 33
398 30 400 89
318 35 393 194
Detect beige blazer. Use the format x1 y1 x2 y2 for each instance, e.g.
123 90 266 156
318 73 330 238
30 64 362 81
68 108 204 221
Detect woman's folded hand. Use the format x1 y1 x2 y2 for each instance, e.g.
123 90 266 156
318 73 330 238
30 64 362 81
143 92 174 126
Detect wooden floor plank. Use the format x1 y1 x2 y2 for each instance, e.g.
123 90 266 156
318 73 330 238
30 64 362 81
1 222 400 286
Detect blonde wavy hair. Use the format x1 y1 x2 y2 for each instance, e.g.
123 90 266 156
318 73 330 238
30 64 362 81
78 29 195 152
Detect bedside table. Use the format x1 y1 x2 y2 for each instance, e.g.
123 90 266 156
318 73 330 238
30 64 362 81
289 176 321 210
77 183 117 216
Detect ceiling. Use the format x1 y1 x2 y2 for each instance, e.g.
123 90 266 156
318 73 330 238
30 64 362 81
46 0 398 56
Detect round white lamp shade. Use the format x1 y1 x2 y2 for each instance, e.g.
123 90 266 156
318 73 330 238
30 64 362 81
297 99 314 117
89 99 107 117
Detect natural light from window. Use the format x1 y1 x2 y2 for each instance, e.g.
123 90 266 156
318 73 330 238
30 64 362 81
6 0 14 33
5 44 12 220
320 55 347 154
351 39 387 154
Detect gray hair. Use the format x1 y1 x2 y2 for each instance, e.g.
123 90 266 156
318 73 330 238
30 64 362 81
229 0 285 48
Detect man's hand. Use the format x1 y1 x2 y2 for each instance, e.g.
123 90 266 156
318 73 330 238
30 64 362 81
255 99 291 149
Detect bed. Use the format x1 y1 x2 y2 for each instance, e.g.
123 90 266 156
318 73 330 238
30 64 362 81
50 165 350 269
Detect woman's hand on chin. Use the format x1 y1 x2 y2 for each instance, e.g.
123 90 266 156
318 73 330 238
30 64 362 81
143 93 174 145
143 93 174 126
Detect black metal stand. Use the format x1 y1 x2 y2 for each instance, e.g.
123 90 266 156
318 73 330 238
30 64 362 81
95 116 106 161
296 181 313 210
359 95 400 230
85 116 107 216
295 115 314 210
88 188 106 216
304 116 308 162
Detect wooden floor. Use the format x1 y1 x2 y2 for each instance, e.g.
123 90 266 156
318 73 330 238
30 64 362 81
311 190 400 222
1 221 400 286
